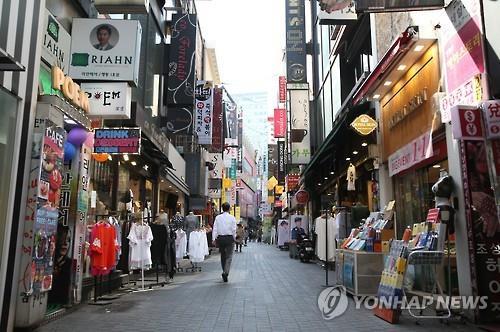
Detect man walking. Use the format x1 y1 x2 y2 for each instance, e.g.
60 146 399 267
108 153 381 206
212 202 237 282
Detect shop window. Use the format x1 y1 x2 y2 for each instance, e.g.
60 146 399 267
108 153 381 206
394 160 449 237
0 89 19 265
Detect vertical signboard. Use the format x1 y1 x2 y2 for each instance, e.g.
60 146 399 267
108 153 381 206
194 82 213 145
277 140 286 185
279 76 287 103
163 106 193 135
212 88 223 152
290 89 311 164
41 9 71 74
208 153 223 179
167 13 197 105
274 108 287 138
285 0 307 83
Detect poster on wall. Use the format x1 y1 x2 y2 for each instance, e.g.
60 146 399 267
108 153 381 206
289 89 311 164
81 82 132 119
460 140 500 322
166 13 197 105
285 0 307 83
93 127 141 154
38 126 65 208
69 18 142 85
194 82 213 145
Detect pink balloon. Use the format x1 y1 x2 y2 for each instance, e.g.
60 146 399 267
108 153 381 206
84 131 94 147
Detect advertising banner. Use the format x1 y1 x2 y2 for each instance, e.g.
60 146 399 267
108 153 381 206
388 131 433 177
279 76 287 103
41 9 71 74
167 14 197 105
69 18 142 85
163 106 193 135
194 82 213 145
274 108 287 138
81 82 131 119
285 0 307 83
93 127 141 154
278 141 286 185
460 140 500 322
212 88 223 152
451 105 484 140
208 153 223 179
290 89 311 164
482 100 500 139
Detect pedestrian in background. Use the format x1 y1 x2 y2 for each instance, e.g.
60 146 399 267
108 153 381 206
235 224 244 252
212 202 237 282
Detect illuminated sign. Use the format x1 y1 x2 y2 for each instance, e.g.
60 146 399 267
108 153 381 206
51 66 90 113
350 114 378 135
93 127 141 154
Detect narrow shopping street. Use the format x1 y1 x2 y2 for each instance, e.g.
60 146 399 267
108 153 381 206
37 243 478 332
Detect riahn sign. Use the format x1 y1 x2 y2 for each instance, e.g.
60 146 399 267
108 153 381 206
69 19 142 86
41 9 71 74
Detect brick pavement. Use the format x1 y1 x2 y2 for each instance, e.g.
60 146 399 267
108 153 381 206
36 243 481 332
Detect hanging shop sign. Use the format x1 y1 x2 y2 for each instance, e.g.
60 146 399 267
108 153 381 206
440 0 485 100
212 88 223 152
167 14 197 105
93 127 141 154
482 100 500 139
267 176 278 191
41 9 71 74
208 153 223 179
286 174 300 192
295 190 309 205
355 0 444 13
278 141 286 185
162 106 193 135
194 82 213 145
69 18 142 85
274 108 287 138
440 74 482 123
223 138 238 167
285 0 307 83
388 131 433 177
451 105 484 140
81 82 131 119
350 114 378 135
209 188 222 199
279 76 287 103
51 66 90 113
290 88 311 164
230 159 237 180
318 1 357 25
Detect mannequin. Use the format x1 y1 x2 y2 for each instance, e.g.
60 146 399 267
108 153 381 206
184 211 198 248
432 169 455 234
315 211 336 262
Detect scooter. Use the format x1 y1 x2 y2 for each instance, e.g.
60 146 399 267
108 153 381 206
298 237 315 263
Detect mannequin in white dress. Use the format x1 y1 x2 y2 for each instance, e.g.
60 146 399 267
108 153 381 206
315 212 337 262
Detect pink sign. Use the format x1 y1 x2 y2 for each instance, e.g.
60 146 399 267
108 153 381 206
388 131 433 177
279 76 286 103
443 17 485 93
274 108 287 138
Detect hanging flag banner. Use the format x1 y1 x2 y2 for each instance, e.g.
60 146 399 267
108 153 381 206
279 76 287 103
290 88 311 164
274 108 287 138
166 14 197 105
81 82 132 119
208 153 223 179
212 88 223 152
278 140 286 185
194 82 213 145
93 127 141 154
285 0 307 83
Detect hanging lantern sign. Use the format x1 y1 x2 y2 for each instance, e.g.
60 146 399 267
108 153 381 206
351 114 378 136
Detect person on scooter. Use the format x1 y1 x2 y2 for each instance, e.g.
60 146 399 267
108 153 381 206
291 219 306 244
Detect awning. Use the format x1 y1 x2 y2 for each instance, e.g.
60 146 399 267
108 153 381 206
141 137 173 170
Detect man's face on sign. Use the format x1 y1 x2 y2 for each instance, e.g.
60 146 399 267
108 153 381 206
97 27 110 45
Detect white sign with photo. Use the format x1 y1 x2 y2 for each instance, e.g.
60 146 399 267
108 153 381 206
41 9 71 74
290 88 311 164
81 82 132 119
69 18 141 85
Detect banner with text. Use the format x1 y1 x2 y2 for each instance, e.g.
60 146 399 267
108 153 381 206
194 82 213 145
290 89 311 164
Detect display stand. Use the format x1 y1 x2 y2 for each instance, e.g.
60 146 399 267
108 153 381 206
321 209 330 287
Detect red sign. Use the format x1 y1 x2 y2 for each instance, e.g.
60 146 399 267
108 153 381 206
492 140 500 174
279 76 286 103
451 105 484 140
286 174 300 191
482 100 500 139
274 108 287 138
426 208 440 223
211 88 223 152
295 190 309 205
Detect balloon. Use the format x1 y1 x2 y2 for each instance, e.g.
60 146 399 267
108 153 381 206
63 142 77 161
67 127 88 146
93 153 109 162
84 131 94 147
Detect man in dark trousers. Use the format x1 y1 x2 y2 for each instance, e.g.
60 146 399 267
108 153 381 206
212 202 237 282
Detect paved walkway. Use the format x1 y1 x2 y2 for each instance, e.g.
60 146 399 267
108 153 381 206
37 243 480 332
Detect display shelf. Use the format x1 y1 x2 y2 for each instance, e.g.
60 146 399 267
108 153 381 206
336 249 385 296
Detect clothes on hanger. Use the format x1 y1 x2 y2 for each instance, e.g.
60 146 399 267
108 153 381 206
175 229 187 261
127 222 153 270
188 230 209 263
117 218 132 273
89 221 120 276
171 213 184 230
315 215 337 262
347 163 356 191
150 223 168 266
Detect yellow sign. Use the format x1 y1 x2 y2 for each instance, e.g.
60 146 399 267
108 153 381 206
268 195 274 204
223 178 233 189
275 185 284 195
350 114 377 136
51 66 90 113
267 176 278 190
235 206 241 221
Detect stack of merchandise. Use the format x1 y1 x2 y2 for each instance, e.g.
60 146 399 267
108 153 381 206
340 212 393 252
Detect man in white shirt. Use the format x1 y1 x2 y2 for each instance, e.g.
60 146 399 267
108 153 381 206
212 202 237 282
